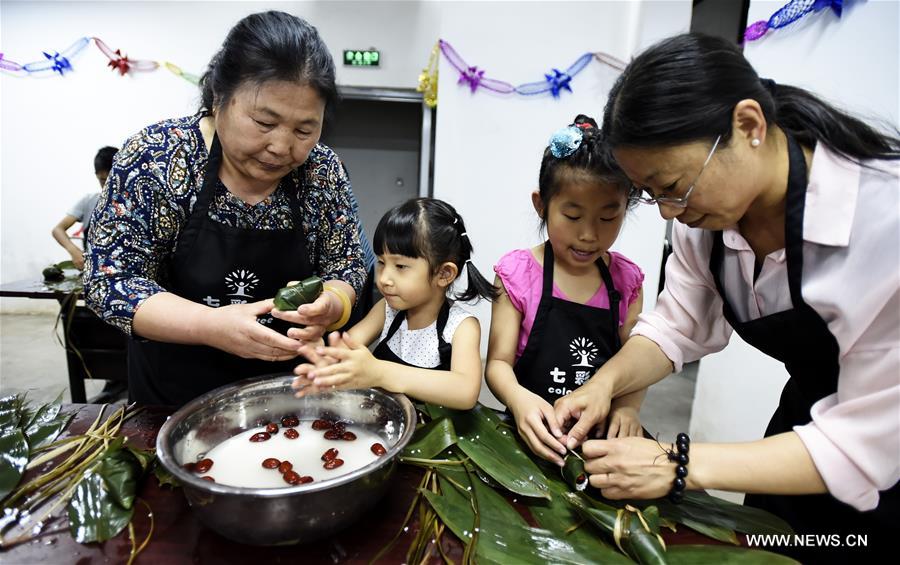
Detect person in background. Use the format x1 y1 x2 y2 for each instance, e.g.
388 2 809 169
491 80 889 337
293 198 497 410
84 11 369 406
51 146 118 269
554 33 899 561
486 115 646 467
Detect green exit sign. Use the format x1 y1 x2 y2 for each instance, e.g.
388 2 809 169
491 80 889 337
343 49 380 67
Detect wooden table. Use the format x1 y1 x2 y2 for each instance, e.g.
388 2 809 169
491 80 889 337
2 404 736 564
0 278 127 403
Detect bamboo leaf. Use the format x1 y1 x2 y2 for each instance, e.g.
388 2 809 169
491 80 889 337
451 405 550 499
563 491 667 565
666 545 799 564
126 448 155 473
67 439 142 542
67 470 134 543
675 517 740 545
100 447 141 510
423 485 596 564
0 394 25 435
0 430 28 502
152 461 180 489
402 416 457 460
651 491 793 536
23 394 71 452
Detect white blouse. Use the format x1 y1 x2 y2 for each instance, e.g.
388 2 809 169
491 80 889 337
378 301 474 368
632 144 899 511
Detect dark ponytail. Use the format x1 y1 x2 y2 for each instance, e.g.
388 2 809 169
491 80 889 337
199 11 338 114
603 33 900 162
373 198 500 303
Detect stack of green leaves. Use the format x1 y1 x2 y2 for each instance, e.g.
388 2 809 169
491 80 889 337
386 403 798 565
0 394 154 563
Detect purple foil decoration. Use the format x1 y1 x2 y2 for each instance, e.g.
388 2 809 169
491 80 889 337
745 0 844 42
0 53 25 72
438 39 515 94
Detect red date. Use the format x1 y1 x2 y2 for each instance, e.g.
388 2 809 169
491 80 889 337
262 458 280 469
312 419 332 430
331 422 346 434
281 415 300 427
323 430 341 440
265 422 279 434
283 428 299 439
249 432 271 442
323 458 345 470
322 448 339 462
201 476 215 482
371 443 387 456
341 431 357 441
278 461 293 474
283 471 301 485
182 462 196 473
195 458 214 473
297 475 314 484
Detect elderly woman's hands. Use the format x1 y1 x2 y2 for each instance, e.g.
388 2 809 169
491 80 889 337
204 299 303 361
272 280 354 342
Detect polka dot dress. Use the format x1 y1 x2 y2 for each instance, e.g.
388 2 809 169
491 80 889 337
378 301 473 368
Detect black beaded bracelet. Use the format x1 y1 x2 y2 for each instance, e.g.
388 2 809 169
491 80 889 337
667 432 690 503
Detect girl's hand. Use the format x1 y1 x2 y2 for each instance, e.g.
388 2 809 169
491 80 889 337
553 377 614 450
507 387 567 466
605 405 643 439
299 331 384 392
292 337 334 397
205 299 303 361
582 437 677 500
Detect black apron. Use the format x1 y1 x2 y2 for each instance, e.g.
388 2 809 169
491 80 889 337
128 135 310 406
372 301 452 370
514 244 621 403
709 134 898 560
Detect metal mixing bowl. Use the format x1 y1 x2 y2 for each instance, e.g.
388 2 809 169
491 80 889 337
155 374 416 545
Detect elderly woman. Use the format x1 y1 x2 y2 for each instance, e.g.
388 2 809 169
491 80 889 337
554 33 898 561
84 11 369 406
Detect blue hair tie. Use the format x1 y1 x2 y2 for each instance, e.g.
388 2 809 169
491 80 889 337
549 125 583 158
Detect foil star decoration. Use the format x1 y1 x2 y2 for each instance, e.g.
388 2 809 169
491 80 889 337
107 49 131 76
459 66 485 93
544 68 573 98
42 51 73 76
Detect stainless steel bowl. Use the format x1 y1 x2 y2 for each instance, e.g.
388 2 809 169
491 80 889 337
155 374 416 545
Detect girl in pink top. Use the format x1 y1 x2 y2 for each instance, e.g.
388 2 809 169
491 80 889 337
486 115 646 466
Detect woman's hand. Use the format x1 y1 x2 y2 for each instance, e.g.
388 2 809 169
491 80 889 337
507 387 567 466
606 405 643 439
582 437 676 500
272 289 339 342
553 377 614 450
204 299 302 361
70 249 85 270
293 332 383 394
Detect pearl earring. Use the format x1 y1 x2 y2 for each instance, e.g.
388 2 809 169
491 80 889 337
751 138 761 147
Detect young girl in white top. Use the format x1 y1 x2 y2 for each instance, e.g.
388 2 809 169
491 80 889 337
292 197 498 409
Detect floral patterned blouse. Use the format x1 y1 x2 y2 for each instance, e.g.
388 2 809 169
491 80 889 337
84 111 370 335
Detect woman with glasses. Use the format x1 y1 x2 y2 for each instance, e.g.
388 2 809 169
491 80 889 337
554 33 899 559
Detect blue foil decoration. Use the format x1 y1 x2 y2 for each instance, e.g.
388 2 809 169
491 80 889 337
549 126 583 158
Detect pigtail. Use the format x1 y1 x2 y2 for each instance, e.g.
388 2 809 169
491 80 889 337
451 212 500 302
457 260 500 302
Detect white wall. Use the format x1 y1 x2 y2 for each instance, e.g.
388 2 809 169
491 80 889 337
0 0 441 313
690 1 900 448
432 0 691 353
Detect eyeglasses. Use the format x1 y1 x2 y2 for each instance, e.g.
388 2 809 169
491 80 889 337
631 134 722 208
